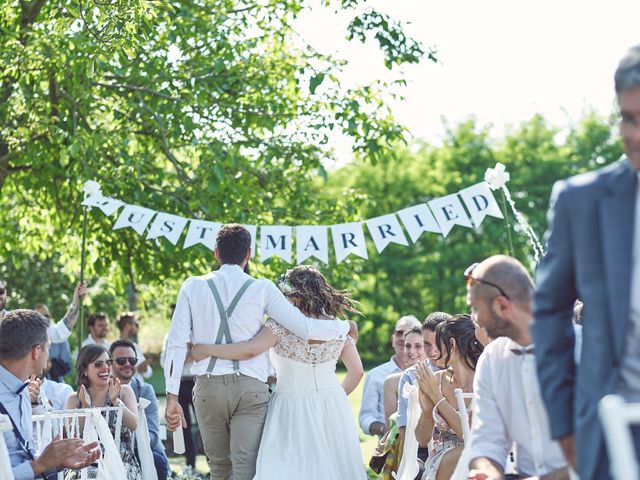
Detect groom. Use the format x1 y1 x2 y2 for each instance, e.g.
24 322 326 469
164 224 356 480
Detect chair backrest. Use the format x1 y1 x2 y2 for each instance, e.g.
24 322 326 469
0 414 15 480
33 406 126 480
599 394 640 480
454 388 474 443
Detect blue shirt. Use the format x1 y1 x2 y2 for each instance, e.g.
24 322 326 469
129 377 165 452
0 364 36 480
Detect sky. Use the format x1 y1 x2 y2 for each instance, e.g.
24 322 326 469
294 0 640 164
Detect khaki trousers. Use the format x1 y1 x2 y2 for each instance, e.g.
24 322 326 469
193 373 270 480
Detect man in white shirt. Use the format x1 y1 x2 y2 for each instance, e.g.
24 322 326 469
164 224 355 480
0 279 86 345
466 255 568 480
359 314 420 437
80 312 111 349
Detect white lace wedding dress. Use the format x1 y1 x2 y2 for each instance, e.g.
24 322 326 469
253 318 367 480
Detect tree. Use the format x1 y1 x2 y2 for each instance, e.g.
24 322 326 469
0 0 431 316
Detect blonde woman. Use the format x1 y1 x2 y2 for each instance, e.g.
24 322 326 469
191 265 366 480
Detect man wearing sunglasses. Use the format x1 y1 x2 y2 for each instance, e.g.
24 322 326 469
532 45 640 480
359 315 421 437
110 339 169 480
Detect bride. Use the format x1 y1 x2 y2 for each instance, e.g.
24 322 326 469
191 265 367 480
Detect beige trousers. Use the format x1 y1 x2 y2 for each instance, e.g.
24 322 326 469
193 373 270 480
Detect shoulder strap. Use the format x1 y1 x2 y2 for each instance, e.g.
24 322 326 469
206 278 255 374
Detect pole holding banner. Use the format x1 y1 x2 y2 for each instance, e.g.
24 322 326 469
80 181 102 345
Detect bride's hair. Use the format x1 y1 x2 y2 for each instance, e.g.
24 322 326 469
279 266 360 318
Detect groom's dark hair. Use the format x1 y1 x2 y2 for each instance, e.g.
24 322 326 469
216 224 251 265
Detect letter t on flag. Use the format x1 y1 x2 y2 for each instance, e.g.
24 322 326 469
365 214 409 253
331 222 368 264
183 220 222 251
260 226 293 263
296 226 329 264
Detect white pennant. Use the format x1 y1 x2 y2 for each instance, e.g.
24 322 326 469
146 212 189 246
365 214 409 253
428 194 473 237
112 205 156 235
296 226 329 264
260 226 293 263
397 204 441 242
81 196 124 216
242 225 257 257
331 222 368 264
183 220 221 251
458 182 504 228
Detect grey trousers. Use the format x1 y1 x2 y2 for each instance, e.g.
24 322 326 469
193 373 270 480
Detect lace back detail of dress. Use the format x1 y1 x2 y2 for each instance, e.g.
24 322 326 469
265 318 351 364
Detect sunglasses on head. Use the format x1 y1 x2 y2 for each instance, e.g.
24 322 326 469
92 359 114 369
464 263 510 299
114 357 138 366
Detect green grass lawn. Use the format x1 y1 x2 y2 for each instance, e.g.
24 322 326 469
166 370 379 476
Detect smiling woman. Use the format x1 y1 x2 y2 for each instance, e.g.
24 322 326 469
64 345 141 480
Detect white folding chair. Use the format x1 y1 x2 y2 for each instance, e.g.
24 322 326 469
0 414 15 480
599 394 640 480
33 406 126 480
454 387 474 443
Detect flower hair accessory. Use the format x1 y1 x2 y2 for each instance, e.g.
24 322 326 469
276 270 297 294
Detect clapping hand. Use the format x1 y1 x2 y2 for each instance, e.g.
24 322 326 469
108 376 121 403
32 436 101 474
415 362 442 404
78 385 91 408
28 374 42 405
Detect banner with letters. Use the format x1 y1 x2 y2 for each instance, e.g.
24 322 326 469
82 178 505 265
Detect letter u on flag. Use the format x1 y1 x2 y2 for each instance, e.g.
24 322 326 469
365 214 409 253
113 205 156 235
331 222 368 264
296 226 329 264
260 225 293 263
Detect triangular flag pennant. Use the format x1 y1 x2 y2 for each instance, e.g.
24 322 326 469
146 213 189 246
183 220 221 251
428 194 473 237
260 226 293 263
396 204 441 242
458 182 504 228
82 196 124 216
365 214 409 253
296 226 329 264
331 222 368 264
112 205 156 235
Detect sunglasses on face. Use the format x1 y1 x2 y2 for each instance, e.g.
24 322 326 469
0 288 6 295
114 357 138 366
394 329 408 337
91 359 114 369
464 263 510 299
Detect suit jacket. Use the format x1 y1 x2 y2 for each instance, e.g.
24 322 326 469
532 159 639 480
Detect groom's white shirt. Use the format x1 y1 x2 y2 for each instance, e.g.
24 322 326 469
164 264 350 395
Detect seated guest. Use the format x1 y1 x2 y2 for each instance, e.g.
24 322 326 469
81 313 110 349
396 312 451 441
414 314 483 480
465 256 568 480
359 315 420 437
0 309 99 480
65 345 140 480
110 340 169 480
116 313 152 380
383 326 427 424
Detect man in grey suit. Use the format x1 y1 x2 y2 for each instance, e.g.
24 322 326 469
532 44 640 480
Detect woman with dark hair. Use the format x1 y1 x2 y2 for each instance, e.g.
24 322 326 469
413 314 483 480
190 265 366 479
64 344 141 480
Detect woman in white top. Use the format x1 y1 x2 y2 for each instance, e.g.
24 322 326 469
191 265 366 480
